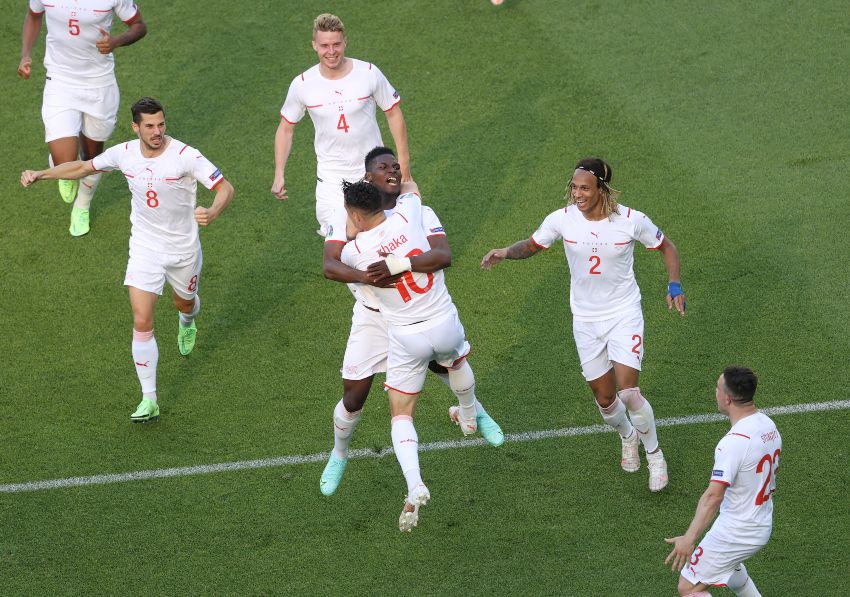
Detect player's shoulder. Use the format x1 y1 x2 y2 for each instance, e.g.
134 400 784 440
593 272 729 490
168 138 198 157
350 58 376 72
293 64 322 85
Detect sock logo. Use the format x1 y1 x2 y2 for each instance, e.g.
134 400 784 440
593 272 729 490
135 361 149 367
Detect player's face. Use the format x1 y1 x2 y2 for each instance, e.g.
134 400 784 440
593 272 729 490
345 205 366 232
312 31 347 70
569 169 604 218
132 112 167 151
715 374 729 414
365 154 401 195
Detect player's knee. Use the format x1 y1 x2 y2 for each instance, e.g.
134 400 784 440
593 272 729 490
342 378 372 411
677 576 710 596
726 563 750 592
617 386 643 410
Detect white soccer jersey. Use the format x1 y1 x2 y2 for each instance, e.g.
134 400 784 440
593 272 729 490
708 412 782 545
91 138 224 254
327 200 445 310
280 59 400 183
341 193 454 325
531 204 664 322
30 0 140 87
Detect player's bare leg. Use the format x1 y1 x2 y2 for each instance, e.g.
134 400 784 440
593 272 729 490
174 292 200 356
677 576 711 596
614 362 668 491
588 368 640 472
388 389 429 532
129 287 160 422
68 134 106 236
48 136 81 208
320 377 371 496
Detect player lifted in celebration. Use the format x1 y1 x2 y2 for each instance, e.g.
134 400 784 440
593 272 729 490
21 97 234 423
271 13 410 236
19 0 147 237
665 366 781 597
319 146 503 498
341 179 495 532
482 157 686 492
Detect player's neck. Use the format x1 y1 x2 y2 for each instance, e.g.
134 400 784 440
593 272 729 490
728 404 758 426
380 191 399 210
140 136 171 159
359 212 387 232
319 57 352 80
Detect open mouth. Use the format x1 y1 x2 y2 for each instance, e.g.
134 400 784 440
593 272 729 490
386 176 399 185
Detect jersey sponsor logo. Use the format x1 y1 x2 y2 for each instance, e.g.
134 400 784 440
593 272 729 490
430 226 444 233
209 168 221 181
379 234 409 255
711 469 724 477
656 228 663 240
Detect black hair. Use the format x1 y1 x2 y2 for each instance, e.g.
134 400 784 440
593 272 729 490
365 146 395 172
722 365 758 403
575 156 612 186
342 180 382 215
131 97 165 124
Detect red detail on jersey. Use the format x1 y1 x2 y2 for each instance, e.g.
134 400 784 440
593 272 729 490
210 178 224 190
165 177 181 181
426 232 447 237
451 348 472 368
627 207 632 218
729 432 751 439
354 239 361 254
281 114 297 125
29 7 45 14
382 99 401 112
530 237 549 250
93 8 111 12
123 8 141 24
563 239 577 244
394 211 409 224
89 159 106 173
300 72 305 81
306 104 323 108
710 479 731 486
41 3 54 7
356 96 370 101
368 63 373 70
614 240 632 246
325 239 345 244
179 145 189 155
122 172 135 178
383 383 418 395
125 142 129 150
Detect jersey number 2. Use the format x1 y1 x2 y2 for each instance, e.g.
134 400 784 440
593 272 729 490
589 255 601 274
337 114 350 133
755 449 781 506
395 249 433 303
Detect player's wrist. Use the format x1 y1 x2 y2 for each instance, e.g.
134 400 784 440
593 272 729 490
667 281 683 297
385 254 411 275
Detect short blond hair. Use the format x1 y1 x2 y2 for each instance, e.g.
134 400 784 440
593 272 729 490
313 13 346 38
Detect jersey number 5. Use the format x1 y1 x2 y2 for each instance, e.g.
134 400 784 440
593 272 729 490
68 18 81 36
337 114 350 133
395 249 433 303
755 448 781 506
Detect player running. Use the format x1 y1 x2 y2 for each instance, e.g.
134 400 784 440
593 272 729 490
271 13 410 236
341 178 495 532
318 147 504 498
21 97 234 422
19 0 147 237
482 157 686 492
665 366 781 597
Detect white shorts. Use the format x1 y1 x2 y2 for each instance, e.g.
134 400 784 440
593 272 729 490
315 178 345 236
572 307 644 381
385 310 470 394
124 244 203 300
680 529 767 587
341 301 389 380
42 78 120 143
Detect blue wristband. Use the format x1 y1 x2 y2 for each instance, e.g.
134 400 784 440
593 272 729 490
668 282 683 299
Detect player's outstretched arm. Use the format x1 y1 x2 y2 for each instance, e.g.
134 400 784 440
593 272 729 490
95 12 147 55
385 105 411 182
21 160 95 187
18 9 43 79
481 238 542 269
663 482 725 571
271 119 295 200
366 234 452 285
195 179 234 226
323 241 373 285
657 237 686 316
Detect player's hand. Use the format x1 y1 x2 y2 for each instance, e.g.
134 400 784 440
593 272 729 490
18 57 32 79
663 536 694 572
365 260 401 288
666 282 686 316
481 248 507 270
194 206 217 226
271 176 288 201
96 27 115 54
21 170 41 187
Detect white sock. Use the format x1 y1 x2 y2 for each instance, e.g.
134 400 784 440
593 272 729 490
73 172 101 210
429 367 450 387
332 399 361 459
448 360 477 422
179 295 201 326
619 387 659 453
132 329 158 402
391 415 421 493
728 564 761 597
597 396 634 438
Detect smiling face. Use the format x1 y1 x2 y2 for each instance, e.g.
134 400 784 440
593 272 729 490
132 111 166 153
569 169 604 219
365 153 401 196
312 30 347 72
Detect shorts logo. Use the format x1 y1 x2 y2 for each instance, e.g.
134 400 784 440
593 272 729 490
656 228 663 240
393 90 399 99
711 469 724 477
209 168 221 181
326 225 334 238
430 226 444 233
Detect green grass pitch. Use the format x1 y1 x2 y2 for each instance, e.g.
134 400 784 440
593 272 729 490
1 0 848 594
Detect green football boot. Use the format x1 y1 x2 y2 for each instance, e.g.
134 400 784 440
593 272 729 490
58 179 78 204
476 411 505 447
130 398 160 423
69 207 90 237
178 319 197 356
320 453 349 496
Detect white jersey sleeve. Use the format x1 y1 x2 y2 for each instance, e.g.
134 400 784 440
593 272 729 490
530 208 565 249
631 208 665 249
90 143 124 172
370 64 401 112
280 75 306 125
185 148 224 190
422 206 445 237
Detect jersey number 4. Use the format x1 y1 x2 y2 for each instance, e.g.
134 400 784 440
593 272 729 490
337 114 350 133
755 448 781 506
395 249 433 303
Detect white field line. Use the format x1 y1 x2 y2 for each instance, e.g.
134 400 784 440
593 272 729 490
2 400 847 494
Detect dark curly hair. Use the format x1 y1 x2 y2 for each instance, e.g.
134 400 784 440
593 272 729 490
342 180 382 215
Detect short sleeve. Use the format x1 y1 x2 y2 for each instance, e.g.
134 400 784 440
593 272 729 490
188 150 224 190
340 243 356 268
710 435 747 486
422 206 445 237
370 64 401 112
325 207 349 244
91 143 123 172
280 77 306 125
29 0 44 13
530 209 564 249
633 209 664 249
113 0 140 23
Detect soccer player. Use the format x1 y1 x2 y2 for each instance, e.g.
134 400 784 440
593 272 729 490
319 147 504 499
341 178 494 532
271 13 411 236
665 366 781 597
21 97 234 423
18 0 147 237
481 157 686 492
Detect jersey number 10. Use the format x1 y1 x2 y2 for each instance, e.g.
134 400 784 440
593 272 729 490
394 249 433 303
